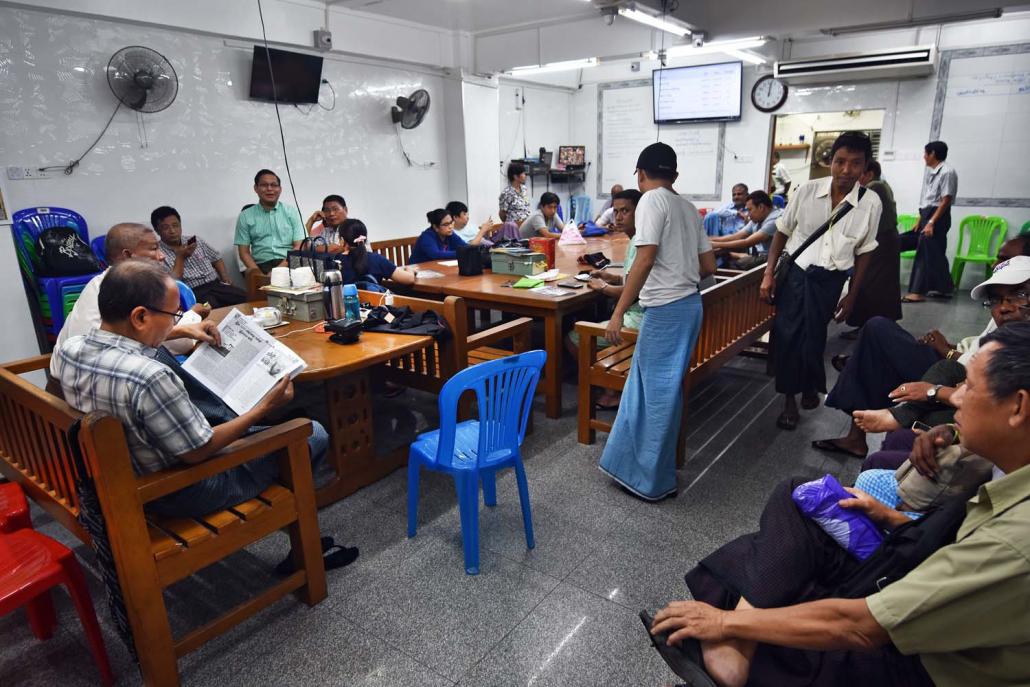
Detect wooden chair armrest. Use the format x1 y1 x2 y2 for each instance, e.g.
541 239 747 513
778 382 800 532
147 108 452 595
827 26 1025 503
2 354 52 375
467 317 533 349
573 321 639 344
135 418 313 504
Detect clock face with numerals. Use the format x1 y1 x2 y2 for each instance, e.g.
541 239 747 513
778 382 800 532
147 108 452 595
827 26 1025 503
751 75 788 112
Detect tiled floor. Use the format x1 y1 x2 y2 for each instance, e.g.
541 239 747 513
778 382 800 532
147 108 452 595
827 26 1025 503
1 294 984 686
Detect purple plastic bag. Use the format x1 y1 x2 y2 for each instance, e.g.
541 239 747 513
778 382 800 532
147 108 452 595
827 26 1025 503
792 474 884 560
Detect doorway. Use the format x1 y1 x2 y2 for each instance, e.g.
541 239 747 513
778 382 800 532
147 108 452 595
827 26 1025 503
770 109 885 192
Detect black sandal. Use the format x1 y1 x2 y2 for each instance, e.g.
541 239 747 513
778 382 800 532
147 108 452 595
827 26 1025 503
276 536 350 575
639 610 717 687
776 410 798 430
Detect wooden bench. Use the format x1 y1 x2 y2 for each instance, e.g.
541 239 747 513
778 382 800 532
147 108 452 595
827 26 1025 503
370 236 419 267
0 356 327 687
575 264 773 465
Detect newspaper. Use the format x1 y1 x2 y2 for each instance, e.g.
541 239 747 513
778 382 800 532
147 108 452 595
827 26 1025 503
180 309 307 416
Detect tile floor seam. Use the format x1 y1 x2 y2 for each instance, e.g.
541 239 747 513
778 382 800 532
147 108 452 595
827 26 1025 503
685 377 775 461
683 378 764 444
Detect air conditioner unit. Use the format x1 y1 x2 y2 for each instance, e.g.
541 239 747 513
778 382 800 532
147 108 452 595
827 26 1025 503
774 45 936 84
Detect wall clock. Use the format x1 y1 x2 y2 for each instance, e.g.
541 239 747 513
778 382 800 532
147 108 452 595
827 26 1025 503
751 75 788 113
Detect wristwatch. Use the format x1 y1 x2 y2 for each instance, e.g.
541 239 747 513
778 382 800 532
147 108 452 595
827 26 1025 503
926 384 943 401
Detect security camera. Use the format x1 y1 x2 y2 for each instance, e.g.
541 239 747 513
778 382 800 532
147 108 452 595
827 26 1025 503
691 31 706 48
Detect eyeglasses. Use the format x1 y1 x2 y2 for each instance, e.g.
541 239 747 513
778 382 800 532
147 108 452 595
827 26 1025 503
982 291 1030 309
145 306 185 323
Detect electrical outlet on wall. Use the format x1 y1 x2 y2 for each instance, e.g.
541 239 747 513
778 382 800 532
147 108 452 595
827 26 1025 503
7 167 55 180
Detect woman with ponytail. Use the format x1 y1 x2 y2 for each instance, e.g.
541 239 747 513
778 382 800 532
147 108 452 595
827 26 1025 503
337 218 417 286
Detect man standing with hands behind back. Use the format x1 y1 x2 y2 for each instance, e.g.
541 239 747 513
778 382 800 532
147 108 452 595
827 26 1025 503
598 142 716 501
900 140 958 302
761 131 882 430
235 169 306 274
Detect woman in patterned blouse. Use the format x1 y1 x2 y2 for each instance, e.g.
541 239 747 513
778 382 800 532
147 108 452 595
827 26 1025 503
498 161 532 226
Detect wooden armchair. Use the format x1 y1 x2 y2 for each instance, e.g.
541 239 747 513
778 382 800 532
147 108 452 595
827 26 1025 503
0 356 327 687
358 291 532 394
575 265 774 466
245 268 271 301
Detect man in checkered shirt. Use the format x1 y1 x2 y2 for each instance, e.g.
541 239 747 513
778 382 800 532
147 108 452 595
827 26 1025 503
53 259 328 517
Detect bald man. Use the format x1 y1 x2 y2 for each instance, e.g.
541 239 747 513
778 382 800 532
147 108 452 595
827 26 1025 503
596 183 625 225
50 223 219 377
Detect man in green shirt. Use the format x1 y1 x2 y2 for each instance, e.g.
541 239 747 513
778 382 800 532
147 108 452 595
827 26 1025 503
235 169 306 274
648 322 1030 687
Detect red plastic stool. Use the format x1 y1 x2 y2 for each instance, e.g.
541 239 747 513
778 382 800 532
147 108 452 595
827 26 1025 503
0 482 31 532
0 529 114 686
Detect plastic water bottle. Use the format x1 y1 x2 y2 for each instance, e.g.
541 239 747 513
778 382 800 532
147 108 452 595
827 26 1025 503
343 283 360 321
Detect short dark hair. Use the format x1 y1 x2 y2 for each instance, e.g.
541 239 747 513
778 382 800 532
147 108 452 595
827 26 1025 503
150 206 180 229
612 189 642 206
98 260 174 323
746 190 773 208
507 161 525 183
639 167 676 182
254 169 281 185
732 183 749 193
979 322 1030 399
831 131 873 162
426 208 449 227
322 194 346 208
865 159 882 179
539 192 560 207
445 201 468 217
924 141 948 161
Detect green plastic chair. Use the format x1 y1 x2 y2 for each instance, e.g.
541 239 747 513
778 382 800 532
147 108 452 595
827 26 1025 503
951 215 1006 287
897 213 919 261
1021 220 1030 236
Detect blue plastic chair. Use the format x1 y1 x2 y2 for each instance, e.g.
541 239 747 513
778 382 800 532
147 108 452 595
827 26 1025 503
90 236 107 266
407 350 546 574
176 281 197 311
11 207 100 335
772 194 786 208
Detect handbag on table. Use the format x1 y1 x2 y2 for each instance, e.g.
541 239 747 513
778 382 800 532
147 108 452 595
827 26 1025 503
287 236 337 283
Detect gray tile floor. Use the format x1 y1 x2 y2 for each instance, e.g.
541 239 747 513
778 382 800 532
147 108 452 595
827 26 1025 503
1 294 985 686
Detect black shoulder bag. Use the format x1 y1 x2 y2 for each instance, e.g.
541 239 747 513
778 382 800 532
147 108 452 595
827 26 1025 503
772 187 866 296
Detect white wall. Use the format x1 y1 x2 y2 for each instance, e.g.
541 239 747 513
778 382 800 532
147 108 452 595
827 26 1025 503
497 81 575 204
0 4 457 360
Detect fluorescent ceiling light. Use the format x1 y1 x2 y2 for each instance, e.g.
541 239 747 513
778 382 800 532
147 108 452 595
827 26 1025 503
618 7 691 37
723 49 766 65
823 8 1002 35
508 57 598 75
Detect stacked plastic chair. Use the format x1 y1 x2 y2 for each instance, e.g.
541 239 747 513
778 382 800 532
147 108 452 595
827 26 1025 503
0 482 114 685
11 207 102 344
897 213 919 262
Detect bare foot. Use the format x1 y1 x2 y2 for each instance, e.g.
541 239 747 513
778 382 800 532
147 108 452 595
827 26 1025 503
853 409 901 433
902 293 926 302
596 390 621 408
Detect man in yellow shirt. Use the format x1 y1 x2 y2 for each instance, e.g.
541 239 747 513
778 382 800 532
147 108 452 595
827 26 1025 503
648 322 1030 687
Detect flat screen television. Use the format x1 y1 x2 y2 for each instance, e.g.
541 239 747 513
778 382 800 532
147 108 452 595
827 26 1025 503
249 46 323 104
652 61 742 124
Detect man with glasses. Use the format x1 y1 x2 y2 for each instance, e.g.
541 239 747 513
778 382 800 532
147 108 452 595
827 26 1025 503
50 222 219 378
235 169 306 274
52 259 329 518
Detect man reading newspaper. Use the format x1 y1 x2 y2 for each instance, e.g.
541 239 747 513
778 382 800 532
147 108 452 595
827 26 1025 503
53 260 358 570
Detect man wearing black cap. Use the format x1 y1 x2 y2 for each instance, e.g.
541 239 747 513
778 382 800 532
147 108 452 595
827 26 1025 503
761 132 883 430
599 142 716 501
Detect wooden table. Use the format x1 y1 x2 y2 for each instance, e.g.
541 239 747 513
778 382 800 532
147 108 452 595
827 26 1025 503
409 235 629 418
212 303 434 507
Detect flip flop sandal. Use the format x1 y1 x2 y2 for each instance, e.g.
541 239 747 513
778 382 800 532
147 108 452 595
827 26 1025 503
639 611 718 687
776 410 798 431
900 296 925 303
323 545 360 570
275 535 335 575
811 439 867 459
594 400 620 411
801 393 820 410
831 354 850 372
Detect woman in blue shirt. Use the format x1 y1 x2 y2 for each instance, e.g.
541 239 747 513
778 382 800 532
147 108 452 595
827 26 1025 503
410 209 470 263
336 219 417 286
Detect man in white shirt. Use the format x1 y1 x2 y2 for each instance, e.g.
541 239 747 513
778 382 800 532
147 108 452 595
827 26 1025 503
761 132 883 430
769 151 792 198
599 143 716 501
50 223 218 378
899 140 958 302
595 184 623 222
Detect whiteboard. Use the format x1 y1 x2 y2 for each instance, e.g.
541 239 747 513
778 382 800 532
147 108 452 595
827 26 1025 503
597 80 724 201
931 44 1030 207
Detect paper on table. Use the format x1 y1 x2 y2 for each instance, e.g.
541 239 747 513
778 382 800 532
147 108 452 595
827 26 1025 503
437 260 459 267
531 286 572 297
181 309 307 416
416 269 444 279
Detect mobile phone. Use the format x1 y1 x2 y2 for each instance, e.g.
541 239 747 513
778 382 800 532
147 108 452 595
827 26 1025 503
557 280 584 289
911 421 932 432
187 236 197 245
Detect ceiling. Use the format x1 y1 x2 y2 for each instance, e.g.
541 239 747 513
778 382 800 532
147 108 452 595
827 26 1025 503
328 0 1025 38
